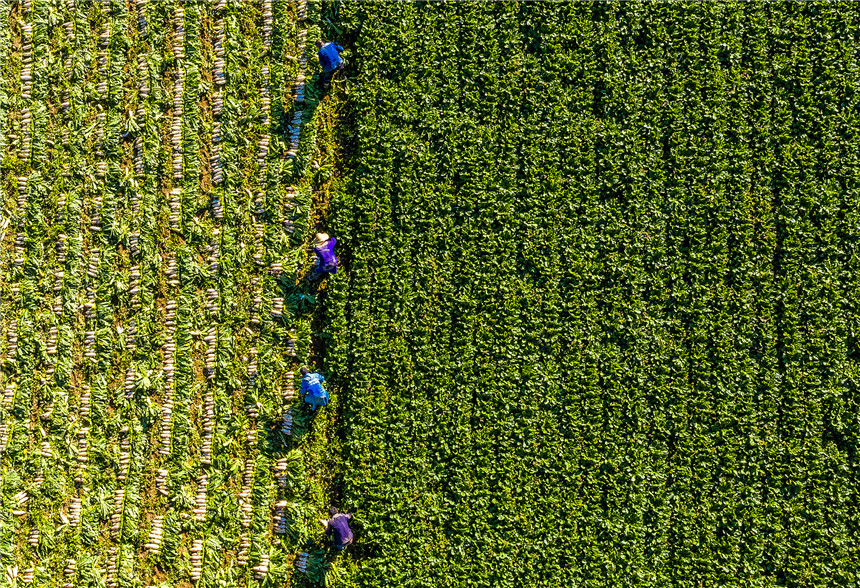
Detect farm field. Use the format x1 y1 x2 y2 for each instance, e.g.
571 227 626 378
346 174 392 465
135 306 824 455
323 2 860 587
3 2 860 588
0 0 346 586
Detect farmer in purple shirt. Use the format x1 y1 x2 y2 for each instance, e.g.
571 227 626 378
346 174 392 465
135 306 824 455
310 232 337 280
321 507 353 550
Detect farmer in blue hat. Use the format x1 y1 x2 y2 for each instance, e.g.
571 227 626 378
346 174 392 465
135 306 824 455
300 366 329 411
316 39 344 88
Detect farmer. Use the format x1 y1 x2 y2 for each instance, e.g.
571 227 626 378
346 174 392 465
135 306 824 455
310 232 337 280
316 39 344 88
320 507 353 550
300 366 329 411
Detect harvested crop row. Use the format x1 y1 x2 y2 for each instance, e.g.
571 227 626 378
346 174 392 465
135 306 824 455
1 0 327 586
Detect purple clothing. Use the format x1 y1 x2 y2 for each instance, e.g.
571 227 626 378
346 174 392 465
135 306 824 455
326 513 353 546
314 237 337 274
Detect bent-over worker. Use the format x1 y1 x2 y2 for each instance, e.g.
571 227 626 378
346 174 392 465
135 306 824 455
316 39 344 87
320 507 353 550
300 366 329 411
310 232 337 280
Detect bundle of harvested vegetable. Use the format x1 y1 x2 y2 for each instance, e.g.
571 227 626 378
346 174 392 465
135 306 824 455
27 528 38 548
283 371 295 401
76 429 88 464
46 325 58 352
129 233 139 257
62 17 73 40
7 320 18 358
130 188 141 217
252 553 268 580
86 248 99 279
96 46 108 99
160 298 176 455
273 501 287 534
129 266 140 307
206 232 220 272
56 234 66 263
79 385 90 419
16 175 27 212
2 383 14 408
138 56 149 98
280 409 293 436
135 0 146 31
171 65 184 180
262 0 273 49
286 111 302 157
271 297 283 318
134 136 144 176
118 426 130 480
168 188 181 231
144 516 164 552
200 389 214 464
253 223 264 264
189 539 203 581
0 423 10 453
82 290 95 320
13 490 28 514
19 20 32 155
110 489 125 538
295 551 308 572
274 458 287 488
124 367 135 399
246 348 258 386
165 255 178 286
105 547 117 588
63 559 76 588
250 293 261 325
239 459 254 528
236 534 250 566
52 269 63 294
155 469 168 496
127 319 137 347
205 289 218 317
90 195 103 232
203 327 216 378
173 7 185 60
12 234 24 269
193 475 209 521
83 331 96 362
68 498 81 527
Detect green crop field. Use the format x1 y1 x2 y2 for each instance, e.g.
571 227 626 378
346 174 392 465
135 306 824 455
2 1 860 588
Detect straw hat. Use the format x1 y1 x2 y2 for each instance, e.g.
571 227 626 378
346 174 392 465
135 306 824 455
314 232 330 247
